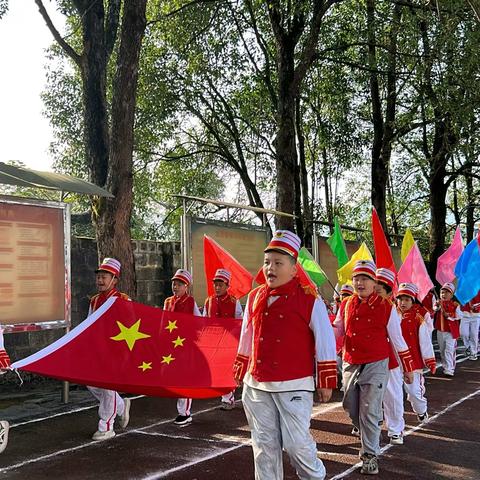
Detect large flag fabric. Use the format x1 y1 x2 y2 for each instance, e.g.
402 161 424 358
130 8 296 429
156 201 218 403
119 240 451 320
298 247 328 287
11 298 241 398
454 236 480 305
371 207 396 272
401 228 415 262
397 242 433 301
326 218 349 268
436 226 464 285
337 242 373 285
203 235 253 299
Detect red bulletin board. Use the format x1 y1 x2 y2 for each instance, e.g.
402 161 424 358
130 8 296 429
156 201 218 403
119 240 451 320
0 196 70 329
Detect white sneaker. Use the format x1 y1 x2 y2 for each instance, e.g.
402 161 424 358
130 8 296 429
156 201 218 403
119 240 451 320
390 434 404 445
92 430 116 441
469 355 478 361
118 398 131 429
0 421 9 454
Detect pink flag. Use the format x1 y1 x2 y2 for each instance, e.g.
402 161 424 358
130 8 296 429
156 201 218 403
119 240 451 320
397 243 434 301
435 227 464 285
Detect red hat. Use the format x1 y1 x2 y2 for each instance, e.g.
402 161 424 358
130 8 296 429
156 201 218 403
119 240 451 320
397 282 417 300
264 230 301 259
96 258 121 277
376 268 396 289
352 260 376 280
171 269 192 286
441 282 455 294
340 284 354 296
213 268 231 284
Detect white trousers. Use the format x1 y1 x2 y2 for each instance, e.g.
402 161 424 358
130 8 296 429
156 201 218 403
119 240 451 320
242 385 326 480
383 367 405 437
87 386 125 432
437 331 457 374
460 316 479 354
403 372 427 415
177 390 235 416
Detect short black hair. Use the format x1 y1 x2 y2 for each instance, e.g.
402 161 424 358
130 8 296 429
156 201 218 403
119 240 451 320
378 281 392 294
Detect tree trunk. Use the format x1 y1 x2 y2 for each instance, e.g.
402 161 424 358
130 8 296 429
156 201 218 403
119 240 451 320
96 0 147 297
465 167 474 241
274 42 297 230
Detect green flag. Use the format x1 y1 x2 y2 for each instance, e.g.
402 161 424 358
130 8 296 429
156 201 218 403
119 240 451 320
298 247 328 287
327 217 349 267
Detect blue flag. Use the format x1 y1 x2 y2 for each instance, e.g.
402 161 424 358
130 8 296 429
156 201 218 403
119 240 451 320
454 237 480 305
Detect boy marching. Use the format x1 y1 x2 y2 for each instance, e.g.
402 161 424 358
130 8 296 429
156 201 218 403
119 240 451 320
334 260 415 475
87 258 132 440
234 230 337 480
204 268 243 410
163 269 201 425
396 283 436 421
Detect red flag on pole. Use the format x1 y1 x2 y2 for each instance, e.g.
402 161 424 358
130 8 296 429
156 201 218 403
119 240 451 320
371 207 396 273
203 235 253 299
12 298 241 398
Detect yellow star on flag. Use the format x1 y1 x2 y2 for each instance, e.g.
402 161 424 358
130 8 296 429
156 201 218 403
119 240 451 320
165 320 178 333
161 354 175 365
138 361 152 372
110 319 151 351
172 336 185 348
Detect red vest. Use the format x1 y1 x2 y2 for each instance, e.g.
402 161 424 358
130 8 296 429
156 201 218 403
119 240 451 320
400 305 425 370
460 291 480 314
89 289 130 313
249 284 317 382
163 294 196 314
435 300 460 339
204 294 237 318
341 293 392 365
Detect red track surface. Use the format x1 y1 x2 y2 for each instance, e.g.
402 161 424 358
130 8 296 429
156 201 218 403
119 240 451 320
1 357 479 479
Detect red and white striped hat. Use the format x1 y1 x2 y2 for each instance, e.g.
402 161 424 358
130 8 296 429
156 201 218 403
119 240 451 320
352 259 376 280
264 230 301 259
441 282 455 294
213 268 231 284
96 258 121 277
171 269 193 286
376 268 396 289
340 284 354 296
397 282 418 300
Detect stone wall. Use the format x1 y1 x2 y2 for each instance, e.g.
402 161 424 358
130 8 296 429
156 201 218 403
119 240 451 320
3 237 181 372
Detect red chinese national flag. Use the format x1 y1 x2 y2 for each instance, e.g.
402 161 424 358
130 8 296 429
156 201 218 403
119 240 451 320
11 298 241 398
203 235 253 299
371 207 396 273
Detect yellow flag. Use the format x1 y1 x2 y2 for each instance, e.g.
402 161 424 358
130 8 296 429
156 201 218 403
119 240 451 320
401 228 415 262
337 242 373 285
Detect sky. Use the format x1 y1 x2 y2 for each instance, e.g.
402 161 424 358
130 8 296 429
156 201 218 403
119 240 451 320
0 2 65 172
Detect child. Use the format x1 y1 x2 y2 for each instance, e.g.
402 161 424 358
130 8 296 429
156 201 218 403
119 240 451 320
234 230 337 480
460 289 480 361
87 258 132 440
0 329 11 453
434 283 461 376
204 268 243 410
396 283 436 422
163 269 201 425
334 260 414 475
374 268 406 446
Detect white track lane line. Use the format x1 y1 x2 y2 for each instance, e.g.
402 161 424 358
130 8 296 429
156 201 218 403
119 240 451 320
329 387 480 479
0 402 225 473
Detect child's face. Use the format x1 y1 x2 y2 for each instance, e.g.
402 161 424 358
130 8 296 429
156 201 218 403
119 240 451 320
352 274 376 298
375 282 387 296
214 280 228 297
172 279 187 297
263 251 297 289
96 271 117 292
440 289 453 301
397 295 413 311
